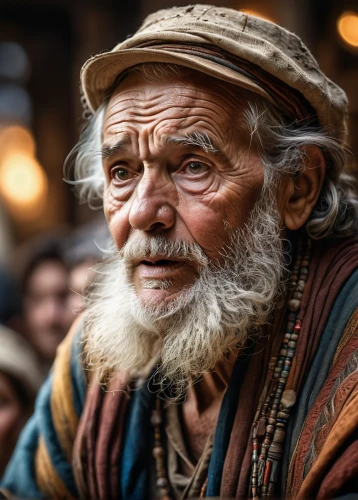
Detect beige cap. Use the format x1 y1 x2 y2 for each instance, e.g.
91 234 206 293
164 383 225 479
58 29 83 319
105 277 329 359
81 4 348 142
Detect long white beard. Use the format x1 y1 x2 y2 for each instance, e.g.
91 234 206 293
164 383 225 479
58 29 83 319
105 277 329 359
83 185 286 395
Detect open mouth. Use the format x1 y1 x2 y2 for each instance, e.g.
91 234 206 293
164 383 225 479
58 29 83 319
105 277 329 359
141 259 180 267
135 257 192 285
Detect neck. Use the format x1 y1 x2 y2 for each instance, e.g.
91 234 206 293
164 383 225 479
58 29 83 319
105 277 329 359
186 347 239 415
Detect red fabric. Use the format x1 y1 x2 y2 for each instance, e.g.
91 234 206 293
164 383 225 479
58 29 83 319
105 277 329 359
287 308 358 499
289 237 358 393
318 440 358 499
73 372 130 499
285 238 358 497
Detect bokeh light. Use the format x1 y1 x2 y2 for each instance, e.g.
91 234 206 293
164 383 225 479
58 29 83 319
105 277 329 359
337 11 358 48
0 85 32 125
240 9 275 23
0 125 35 156
0 126 47 219
0 42 30 81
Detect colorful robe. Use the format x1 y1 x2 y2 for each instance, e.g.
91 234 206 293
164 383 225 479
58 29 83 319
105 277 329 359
2 237 358 499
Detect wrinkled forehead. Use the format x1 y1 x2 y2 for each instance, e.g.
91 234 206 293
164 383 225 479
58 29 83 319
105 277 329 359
103 67 258 141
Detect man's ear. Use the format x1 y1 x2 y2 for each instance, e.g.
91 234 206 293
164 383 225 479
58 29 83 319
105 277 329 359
280 145 326 231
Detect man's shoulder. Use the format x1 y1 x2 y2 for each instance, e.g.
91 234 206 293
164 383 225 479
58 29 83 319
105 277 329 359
53 314 88 417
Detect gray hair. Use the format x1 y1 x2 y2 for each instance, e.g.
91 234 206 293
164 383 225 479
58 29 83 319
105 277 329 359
243 104 358 239
64 63 358 239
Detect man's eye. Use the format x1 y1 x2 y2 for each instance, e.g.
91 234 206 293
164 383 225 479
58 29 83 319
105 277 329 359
112 167 131 181
185 162 210 175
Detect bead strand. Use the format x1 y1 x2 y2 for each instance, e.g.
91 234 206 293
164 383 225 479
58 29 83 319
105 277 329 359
250 236 312 498
151 398 172 500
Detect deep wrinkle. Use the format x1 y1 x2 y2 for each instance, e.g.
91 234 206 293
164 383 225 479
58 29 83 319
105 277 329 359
102 70 266 276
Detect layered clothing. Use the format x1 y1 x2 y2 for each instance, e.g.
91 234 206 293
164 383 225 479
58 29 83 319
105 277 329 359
2 238 358 499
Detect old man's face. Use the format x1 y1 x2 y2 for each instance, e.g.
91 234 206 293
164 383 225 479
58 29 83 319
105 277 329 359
102 70 265 309
85 68 286 389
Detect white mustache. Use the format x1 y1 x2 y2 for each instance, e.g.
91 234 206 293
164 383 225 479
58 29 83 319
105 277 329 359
119 235 209 267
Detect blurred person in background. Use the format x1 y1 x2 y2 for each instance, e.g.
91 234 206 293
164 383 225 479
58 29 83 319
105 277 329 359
21 239 71 369
0 267 23 334
0 325 42 477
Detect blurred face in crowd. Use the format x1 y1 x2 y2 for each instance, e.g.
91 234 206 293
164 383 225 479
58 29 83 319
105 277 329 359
24 259 70 363
0 371 27 476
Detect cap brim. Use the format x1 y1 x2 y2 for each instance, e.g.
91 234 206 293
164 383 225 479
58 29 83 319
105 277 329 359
81 47 274 112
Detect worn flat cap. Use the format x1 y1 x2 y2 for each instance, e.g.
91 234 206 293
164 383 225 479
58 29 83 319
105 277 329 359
81 4 348 141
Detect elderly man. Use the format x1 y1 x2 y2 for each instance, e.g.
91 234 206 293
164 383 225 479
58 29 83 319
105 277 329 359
2 5 358 500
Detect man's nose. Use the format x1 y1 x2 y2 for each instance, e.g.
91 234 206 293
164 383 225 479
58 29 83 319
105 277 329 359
128 170 176 232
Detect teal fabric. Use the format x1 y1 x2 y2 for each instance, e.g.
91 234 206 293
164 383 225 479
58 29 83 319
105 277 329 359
119 380 155 500
1 373 80 498
0 327 86 498
206 346 253 496
0 414 43 498
70 325 87 417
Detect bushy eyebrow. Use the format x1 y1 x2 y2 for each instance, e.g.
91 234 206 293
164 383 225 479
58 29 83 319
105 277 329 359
101 131 219 161
164 132 219 154
101 136 132 159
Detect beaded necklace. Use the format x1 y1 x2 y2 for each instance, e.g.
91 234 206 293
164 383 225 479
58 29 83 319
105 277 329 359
151 237 312 500
151 395 209 499
250 236 312 498
151 398 173 500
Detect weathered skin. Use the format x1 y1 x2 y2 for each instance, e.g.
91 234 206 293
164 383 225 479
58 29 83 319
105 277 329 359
103 72 265 306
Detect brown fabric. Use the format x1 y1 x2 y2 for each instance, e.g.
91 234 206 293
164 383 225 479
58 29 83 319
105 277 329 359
81 5 348 141
164 403 215 499
315 361 358 458
221 305 288 498
317 439 358 498
333 308 358 365
287 307 358 498
297 388 358 500
72 371 130 500
310 309 358 459
287 237 358 394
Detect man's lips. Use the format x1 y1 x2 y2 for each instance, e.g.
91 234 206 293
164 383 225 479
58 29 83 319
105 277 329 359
133 257 190 280
141 259 181 267
131 256 186 267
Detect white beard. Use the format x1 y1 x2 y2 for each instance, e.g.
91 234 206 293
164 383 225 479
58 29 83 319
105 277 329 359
83 184 286 396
